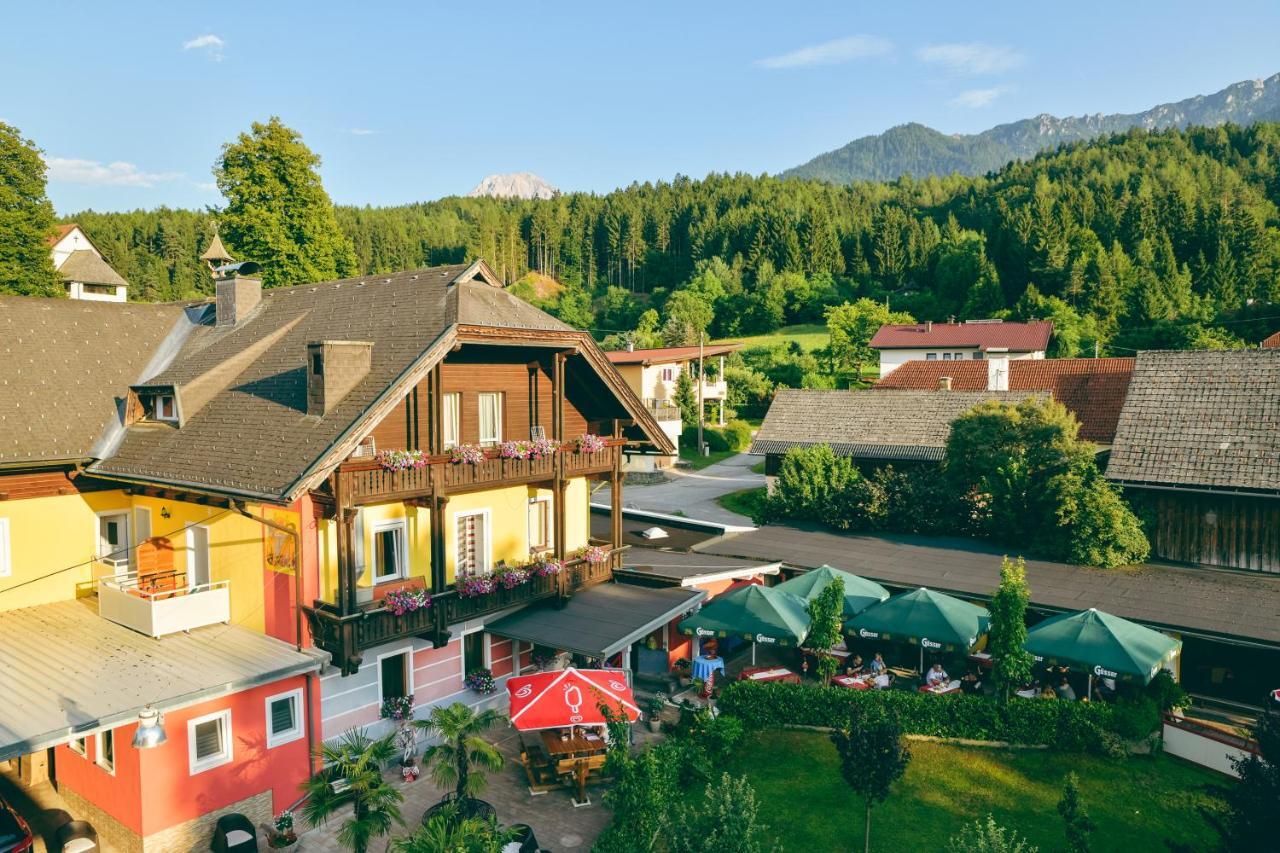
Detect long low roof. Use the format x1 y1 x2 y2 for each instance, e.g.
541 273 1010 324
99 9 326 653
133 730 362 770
616 546 781 586
694 525 1280 647
486 582 705 658
0 599 326 761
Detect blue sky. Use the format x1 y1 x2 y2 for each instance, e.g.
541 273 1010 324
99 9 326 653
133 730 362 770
5 1 1279 214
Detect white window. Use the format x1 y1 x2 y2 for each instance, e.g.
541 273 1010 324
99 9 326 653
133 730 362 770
953 352 964 360
265 689 304 748
456 510 489 575
0 518 9 577
926 353 938 361
528 498 551 553
188 709 233 774
942 353 952 361
371 520 407 583
69 736 87 757
478 393 503 445
443 392 460 449
971 352 984 360
661 367 675 382
95 729 115 774
97 512 130 572
155 394 177 422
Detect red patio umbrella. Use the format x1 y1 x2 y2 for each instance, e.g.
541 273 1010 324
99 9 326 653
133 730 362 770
506 667 640 731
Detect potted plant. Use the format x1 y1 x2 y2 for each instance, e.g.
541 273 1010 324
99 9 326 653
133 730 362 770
464 668 496 695
673 658 692 687
646 693 666 733
267 810 297 849
690 677 705 697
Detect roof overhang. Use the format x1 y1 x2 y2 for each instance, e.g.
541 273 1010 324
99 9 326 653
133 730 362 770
749 439 945 463
1108 480 1280 500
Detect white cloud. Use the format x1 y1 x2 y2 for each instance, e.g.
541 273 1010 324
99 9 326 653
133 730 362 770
917 43 1024 75
183 33 225 60
194 181 218 192
46 157 183 188
348 128 378 136
950 86 1012 108
756 35 892 70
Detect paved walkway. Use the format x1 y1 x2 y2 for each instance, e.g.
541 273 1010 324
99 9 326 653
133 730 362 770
599 452 764 526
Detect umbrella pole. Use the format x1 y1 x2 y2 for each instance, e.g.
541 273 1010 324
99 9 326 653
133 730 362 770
752 643 757 666
919 645 924 675
1087 676 1092 701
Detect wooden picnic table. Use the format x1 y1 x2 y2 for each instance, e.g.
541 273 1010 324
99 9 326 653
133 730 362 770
541 728 607 758
832 674 873 690
738 666 801 684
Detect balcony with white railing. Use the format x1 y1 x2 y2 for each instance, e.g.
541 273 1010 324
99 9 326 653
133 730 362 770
698 379 728 400
97 570 231 638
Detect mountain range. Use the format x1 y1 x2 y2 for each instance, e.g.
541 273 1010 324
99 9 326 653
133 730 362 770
784 72 1280 184
467 172 558 200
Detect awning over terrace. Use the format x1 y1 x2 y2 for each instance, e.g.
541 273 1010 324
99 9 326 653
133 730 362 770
486 582 705 660
847 587 990 653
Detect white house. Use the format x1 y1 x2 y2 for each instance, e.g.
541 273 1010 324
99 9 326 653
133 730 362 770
870 319 1052 377
48 224 129 302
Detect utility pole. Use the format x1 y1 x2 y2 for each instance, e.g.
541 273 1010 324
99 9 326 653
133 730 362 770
697 331 705 456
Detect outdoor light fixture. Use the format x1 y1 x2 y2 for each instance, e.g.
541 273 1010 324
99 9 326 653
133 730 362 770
131 706 167 749
160 507 171 519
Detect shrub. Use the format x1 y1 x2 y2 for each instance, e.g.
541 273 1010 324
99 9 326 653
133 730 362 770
1144 670 1189 712
704 427 731 452
761 444 859 524
1109 695 1160 740
947 815 1039 853
722 419 754 451
717 681 1121 753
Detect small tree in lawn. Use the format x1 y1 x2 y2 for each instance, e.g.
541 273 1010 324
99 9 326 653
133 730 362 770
1058 772 1095 852
414 702 504 803
1224 707 1280 849
806 577 845 684
989 556 1034 703
946 815 1039 853
299 729 404 853
830 706 911 853
668 773 774 853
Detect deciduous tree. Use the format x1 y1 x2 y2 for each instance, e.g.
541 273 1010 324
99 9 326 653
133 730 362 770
0 122 62 297
825 298 914 380
830 707 911 853
989 557 1034 703
806 577 845 684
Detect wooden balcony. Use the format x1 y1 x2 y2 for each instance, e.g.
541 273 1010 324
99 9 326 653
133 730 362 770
305 544 627 674
336 440 623 505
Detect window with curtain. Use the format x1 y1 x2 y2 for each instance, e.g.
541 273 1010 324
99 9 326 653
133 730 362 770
528 498 551 552
443 392 460 449
456 512 488 575
478 393 503 445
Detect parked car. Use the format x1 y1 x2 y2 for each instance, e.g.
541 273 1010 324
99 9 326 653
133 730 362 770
0 798 32 853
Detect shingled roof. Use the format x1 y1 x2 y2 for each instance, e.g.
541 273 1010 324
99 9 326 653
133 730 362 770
870 320 1053 352
751 389 1043 462
873 357 1134 444
56 249 129 287
87 262 668 500
0 298 191 466
1106 349 1280 493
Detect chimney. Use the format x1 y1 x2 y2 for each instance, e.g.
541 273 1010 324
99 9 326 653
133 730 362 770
938 376 952 391
627 339 635 352
307 341 374 416
987 348 1010 391
924 320 933 333
215 266 262 327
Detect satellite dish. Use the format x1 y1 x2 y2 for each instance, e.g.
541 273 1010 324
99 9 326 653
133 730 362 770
639 526 668 540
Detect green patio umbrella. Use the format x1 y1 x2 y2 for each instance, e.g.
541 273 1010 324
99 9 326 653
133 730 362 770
846 587 990 672
775 565 890 620
1024 608 1181 695
678 583 811 649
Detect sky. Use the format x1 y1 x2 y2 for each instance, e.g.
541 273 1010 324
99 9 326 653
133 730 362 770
5 1 1280 214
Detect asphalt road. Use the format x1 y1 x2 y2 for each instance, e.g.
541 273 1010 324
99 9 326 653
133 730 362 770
597 452 764 526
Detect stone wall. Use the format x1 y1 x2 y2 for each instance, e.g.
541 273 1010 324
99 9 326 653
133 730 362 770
59 787 273 853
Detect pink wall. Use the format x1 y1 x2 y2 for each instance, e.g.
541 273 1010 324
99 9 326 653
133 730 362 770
263 497 317 648
491 638 514 678
667 575 766 669
56 676 313 837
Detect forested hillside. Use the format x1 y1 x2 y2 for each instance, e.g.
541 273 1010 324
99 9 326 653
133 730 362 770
68 123 1280 356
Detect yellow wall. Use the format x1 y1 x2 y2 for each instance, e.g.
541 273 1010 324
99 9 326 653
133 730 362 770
615 364 645 399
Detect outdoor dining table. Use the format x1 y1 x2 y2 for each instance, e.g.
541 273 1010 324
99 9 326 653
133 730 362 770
967 651 993 670
691 655 726 682
738 666 800 684
832 674 873 690
918 682 962 695
540 729 607 758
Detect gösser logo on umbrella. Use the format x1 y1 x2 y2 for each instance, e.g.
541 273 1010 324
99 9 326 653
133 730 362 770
505 668 640 731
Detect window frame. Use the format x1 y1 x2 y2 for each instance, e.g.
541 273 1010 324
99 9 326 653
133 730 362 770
477 392 503 446
527 497 552 553
454 508 491 576
69 736 87 757
460 626 490 680
265 688 305 749
925 352 938 361
377 646 415 705
370 519 408 584
188 709 233 775
154 394 178 422
95 728 115 774
442 392 461 450
971 352 985 360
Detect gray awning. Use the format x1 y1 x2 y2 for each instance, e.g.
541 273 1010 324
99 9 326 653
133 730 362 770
0 598 326 761
486 582 706 659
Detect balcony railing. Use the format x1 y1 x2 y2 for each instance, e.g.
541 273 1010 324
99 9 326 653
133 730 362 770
336 441 623 505
642 399 682 422
305 544 627 673
698 379 728 399
98 570 231 638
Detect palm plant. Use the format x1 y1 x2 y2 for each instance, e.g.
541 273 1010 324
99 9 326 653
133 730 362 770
415 702 505 801
299 729 404 853
390 804 517 853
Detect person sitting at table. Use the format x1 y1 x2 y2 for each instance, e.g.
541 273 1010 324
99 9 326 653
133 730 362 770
1091 673 1117 700
926 663 949 687
872 671 895 690
1040 685 1058 699
845 655 864 676
868 653 886 675
1057 676 1077 701
960 669 982 695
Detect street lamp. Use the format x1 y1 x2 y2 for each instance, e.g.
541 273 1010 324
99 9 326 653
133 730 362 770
131 706 167 749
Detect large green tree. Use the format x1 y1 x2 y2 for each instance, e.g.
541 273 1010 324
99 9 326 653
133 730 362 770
988 557 1034 703
825 298 915 380
806 577 845 684
0 123 62 297
214 116 357 287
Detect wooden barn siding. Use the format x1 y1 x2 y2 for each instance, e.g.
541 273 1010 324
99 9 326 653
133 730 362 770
0 469 114 500
1154 491 1280 573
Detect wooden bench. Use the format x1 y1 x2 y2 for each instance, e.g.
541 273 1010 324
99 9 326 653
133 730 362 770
556 753 610 806
520 750 560 795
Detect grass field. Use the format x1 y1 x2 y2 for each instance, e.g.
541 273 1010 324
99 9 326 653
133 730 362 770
750 460 766 475
717 486 767 520
678 446 737 470
719 731 1230 853
716 323 830 352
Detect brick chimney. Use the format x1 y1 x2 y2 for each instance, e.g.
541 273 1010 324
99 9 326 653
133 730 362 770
938 376 952 391
215 269 262 326
307 341 373 416
986 348 1010 391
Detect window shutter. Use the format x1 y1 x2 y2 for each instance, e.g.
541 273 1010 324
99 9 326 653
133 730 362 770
195 719 222 760
270 697 295 735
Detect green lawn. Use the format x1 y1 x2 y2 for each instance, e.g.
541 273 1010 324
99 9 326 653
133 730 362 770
715 323 830 352
750 460 766 475
717 486 767 519
678 446 737 470
719 731 1229 853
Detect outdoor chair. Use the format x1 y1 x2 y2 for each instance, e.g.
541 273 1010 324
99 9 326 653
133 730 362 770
211 813 258 853
56 820 99 853
507 823 542 852
520 749 559 794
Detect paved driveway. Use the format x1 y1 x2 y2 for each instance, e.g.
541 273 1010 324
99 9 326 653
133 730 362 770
599 453 764 526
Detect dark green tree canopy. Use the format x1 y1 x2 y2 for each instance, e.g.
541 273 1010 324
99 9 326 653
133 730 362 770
0 122 62 297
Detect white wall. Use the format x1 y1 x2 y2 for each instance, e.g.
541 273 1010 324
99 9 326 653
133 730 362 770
50 228 97 270
877 348 1044 377
1162 719 1255 778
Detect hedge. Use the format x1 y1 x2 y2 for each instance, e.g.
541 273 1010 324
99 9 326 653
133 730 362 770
718 681 1122 754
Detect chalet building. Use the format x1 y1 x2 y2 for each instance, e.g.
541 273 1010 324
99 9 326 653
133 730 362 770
0 261 691 851
871 318 1052 377
872 356 1134 445
1107 349 1280 574
48 223 129 301
604 343 739 470
751 388 1041 487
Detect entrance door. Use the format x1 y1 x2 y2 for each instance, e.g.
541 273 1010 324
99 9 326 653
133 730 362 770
186 526 211 588
97 513 130 573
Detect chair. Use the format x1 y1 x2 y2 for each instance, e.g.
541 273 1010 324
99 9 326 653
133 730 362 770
56 820 99 853
211 813 257 853
520 750 559 794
